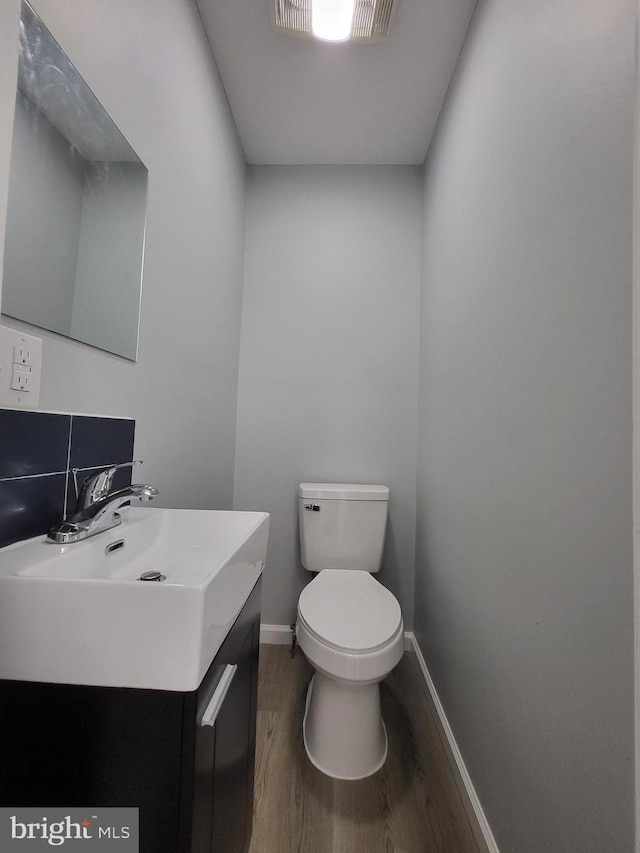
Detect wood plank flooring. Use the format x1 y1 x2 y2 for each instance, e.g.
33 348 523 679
248 645 487 853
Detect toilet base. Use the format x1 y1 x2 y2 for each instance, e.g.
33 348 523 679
302 671 387 780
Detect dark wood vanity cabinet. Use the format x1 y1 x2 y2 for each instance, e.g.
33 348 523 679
0 578 262 853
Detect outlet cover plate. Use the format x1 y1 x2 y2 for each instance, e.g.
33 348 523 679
0 326 42 408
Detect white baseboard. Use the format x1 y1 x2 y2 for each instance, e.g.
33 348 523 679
260 623 294 645
407 632 500 853
260 623 413 650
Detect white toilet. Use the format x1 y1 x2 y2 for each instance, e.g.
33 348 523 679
295 483 404 780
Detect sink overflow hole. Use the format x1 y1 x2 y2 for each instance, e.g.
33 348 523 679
105 539 125 555
139 570 166 582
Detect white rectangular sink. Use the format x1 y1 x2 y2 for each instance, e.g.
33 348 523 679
0 508 269 691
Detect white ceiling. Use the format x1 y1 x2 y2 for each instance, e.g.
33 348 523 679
195 0 477 166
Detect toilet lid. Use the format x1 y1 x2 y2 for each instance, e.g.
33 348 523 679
298 570 402 653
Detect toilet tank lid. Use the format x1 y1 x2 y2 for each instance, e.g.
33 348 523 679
299 483 389 501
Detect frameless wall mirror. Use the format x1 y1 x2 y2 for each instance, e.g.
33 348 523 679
1 1 147 361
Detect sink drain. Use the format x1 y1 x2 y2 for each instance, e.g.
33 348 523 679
139 570 166 582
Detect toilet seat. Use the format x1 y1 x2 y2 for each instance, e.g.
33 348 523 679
297 569 402 654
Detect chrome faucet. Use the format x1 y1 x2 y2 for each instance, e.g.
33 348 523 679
48 462 159 544
73 460 143 512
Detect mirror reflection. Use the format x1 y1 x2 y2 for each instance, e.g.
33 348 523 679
1 1 147 361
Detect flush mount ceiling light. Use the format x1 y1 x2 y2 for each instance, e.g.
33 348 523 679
274 0 395 43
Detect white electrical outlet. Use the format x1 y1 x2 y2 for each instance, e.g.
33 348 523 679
0 326 42 408
10 365 33 391
13 346 34 367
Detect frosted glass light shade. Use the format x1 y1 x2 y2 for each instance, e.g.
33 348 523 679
311 0 356 41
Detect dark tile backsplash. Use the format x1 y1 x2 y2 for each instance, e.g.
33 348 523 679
0 409 135 549
0 475 67 547
69 416 135 470
0 410 71 479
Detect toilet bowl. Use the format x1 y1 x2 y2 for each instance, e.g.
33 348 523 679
296 568 404 780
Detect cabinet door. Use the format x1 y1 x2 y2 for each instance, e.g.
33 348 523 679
191 620 257 853
0 680 185 853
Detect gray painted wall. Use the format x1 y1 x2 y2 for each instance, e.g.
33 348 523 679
234 166 421 627
415 0 634 851
0 0 246 510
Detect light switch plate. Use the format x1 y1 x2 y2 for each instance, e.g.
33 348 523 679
0 326 42 408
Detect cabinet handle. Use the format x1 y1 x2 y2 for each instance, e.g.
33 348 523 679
200 664 238 727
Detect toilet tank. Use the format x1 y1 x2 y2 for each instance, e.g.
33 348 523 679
299 483 389 573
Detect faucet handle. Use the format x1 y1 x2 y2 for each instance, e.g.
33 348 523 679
74 460 143 511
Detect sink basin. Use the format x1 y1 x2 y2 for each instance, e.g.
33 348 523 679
0 508 269 691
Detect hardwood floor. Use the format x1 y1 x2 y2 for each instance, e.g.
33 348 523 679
248 644 487 853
